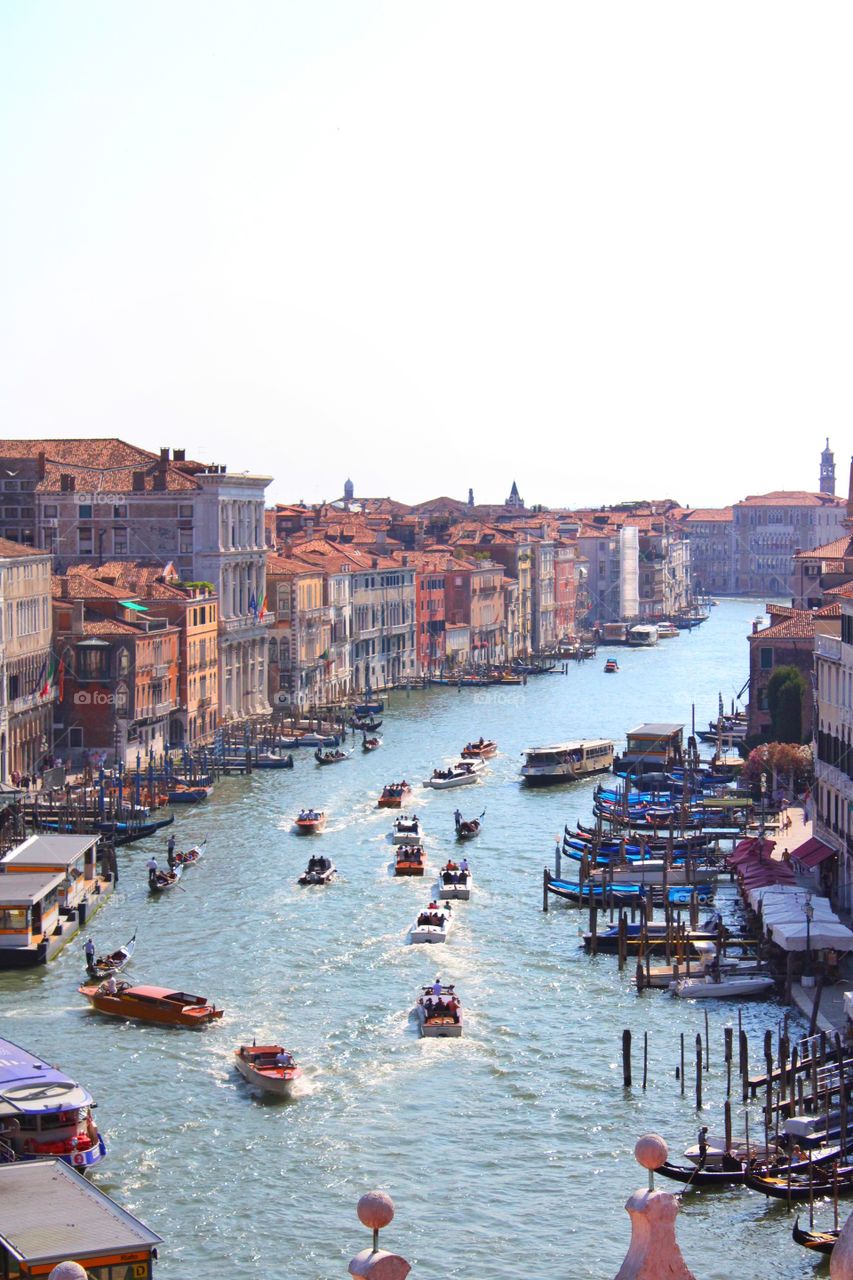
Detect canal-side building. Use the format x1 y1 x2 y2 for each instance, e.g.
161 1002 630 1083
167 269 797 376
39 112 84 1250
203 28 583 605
266 553 332 712
732 490 847 597
0 540 54 782
52 578 180 764
673 507 735 595
61 563 220 747
746 603 841 740
0 440 272 723
813 588 853 909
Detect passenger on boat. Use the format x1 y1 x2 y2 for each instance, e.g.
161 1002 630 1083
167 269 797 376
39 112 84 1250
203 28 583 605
102 975 119 995
274 1050 294 1068
447 995 460 1023
432 977 442 998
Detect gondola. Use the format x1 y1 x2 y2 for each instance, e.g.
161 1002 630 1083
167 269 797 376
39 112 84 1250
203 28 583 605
792 1216 838 1255
86 932 136 980
657 1144 845 1190
454 809 484 840
149 864 183 893
362 734 382 752
314 748 352 765
351 717 383 732
744 1165 853 1201
654 1159 749 1188
174 840 207 867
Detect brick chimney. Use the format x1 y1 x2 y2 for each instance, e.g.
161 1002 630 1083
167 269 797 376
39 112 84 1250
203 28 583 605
159 447 170 462
847 455 853 524
36 452 46 480
132 472 146 492
59 473 75 492
173 448 185 462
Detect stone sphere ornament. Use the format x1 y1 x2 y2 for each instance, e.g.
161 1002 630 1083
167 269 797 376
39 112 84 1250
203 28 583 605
357 1190 395 1232
635 1133 668 1170
49 1265 88 1280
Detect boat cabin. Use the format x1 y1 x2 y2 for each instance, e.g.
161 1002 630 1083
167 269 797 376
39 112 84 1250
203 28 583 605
0 834 110 967
521 739 614 784
0 1157 161 1277
628 624 659 646
620 724 684 774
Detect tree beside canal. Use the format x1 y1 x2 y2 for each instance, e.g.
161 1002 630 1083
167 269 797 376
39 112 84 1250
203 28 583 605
767 665 807 743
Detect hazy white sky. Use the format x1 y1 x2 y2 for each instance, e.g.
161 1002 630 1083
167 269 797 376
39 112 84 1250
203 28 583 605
2 2 851 508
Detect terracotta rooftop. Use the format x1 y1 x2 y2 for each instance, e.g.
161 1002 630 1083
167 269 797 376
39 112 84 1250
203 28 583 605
736 490 846 508
793 536 852 561
752 603 841 640
0 537 50 559
0 439 204 493
825 581 853 598
81 617 145 637
677 507 734 523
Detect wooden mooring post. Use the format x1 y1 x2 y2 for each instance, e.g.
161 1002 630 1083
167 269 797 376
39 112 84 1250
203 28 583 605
695 1034 703 1109
622 1029 632 1088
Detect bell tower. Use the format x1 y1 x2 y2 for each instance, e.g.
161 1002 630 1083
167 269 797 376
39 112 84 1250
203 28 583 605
820 439 836 495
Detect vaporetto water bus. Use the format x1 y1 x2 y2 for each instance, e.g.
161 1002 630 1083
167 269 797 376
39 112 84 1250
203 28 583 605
520 739 614 786
0 1035 106 1170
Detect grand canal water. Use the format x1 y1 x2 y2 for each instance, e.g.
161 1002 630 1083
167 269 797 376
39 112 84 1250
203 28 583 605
3 600 823 1280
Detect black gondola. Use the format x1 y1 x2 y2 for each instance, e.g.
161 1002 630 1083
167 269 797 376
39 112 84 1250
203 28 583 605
792 1216 838 1255
744 1164 853 1201
654 1158 748 1188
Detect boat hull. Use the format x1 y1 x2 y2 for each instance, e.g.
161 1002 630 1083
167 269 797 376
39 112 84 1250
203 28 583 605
80 985 223 1027
234 1053 301 1098
423 773 478 789
415 1004 462 1037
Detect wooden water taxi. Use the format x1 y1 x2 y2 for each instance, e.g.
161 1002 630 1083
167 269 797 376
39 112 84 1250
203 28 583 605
414 984 462 1037
423 762 479 789
174 840 207 867
86 932 136 981
392 815 421 844
298 855 336 886
294 810 326 834
234 1043 302 1097
409 901 454 943
394 845 426 876
461 739 497 759
314 747 352 765
656 622 679 639
378 782 411 808
438 861 471 900
79 981 223 1027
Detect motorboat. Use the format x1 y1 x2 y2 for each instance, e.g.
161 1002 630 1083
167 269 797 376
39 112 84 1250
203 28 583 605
409 901 454 943
627 625 659 647
393 815 422 844
86 932 136 980
604 659 619 673
0 1034 107 1169
437 861 471 901
298 855 336 886
414 984 462 1037
254 751 294 769
394 845 426 876
79 981 224 1027
174 840 207 867
294 810 326 835
378 783 412 808
656 622 679 638
461 739 497 759
234 1044 302 1097
670 973 776 999
423 762 480 789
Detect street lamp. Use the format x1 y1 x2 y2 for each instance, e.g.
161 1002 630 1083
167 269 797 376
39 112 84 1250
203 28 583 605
804 894 814 979
759 770 767 841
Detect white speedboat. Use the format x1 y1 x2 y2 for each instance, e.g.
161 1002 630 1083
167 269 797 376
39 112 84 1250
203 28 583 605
423 763 479 790
414 985 462 1037
437 861 472 901
670 973 776 999
234 1044 301 1097
392 816 422 844
409 902 454 943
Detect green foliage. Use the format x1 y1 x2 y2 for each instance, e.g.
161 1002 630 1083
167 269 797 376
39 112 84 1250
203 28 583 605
766 665 806 743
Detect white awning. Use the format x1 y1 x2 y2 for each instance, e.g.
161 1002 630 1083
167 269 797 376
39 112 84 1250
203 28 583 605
770 919 853 952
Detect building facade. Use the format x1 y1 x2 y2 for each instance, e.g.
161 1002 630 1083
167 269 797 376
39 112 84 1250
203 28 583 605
0 542 54 780
732 491 847 597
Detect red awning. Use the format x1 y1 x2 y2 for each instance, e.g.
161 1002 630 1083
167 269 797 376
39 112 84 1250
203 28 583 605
791 836 837 869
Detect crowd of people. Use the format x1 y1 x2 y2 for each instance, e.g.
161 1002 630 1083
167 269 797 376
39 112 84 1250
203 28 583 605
422 977 461 1023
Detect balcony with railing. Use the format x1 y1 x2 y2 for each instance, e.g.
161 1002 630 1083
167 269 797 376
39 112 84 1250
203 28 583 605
816 634 842 662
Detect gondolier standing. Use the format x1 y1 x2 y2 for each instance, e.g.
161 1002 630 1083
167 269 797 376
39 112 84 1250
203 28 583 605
167 834 177 870
85 938 95 970
698 1125 709 1167
454 809 462 832
147 856 158 888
